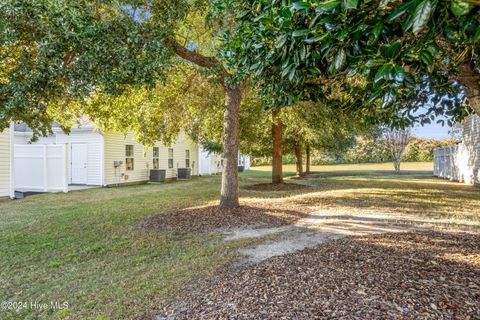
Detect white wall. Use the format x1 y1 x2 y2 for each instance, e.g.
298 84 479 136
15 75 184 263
14 144 68 192
434 115 480 185
15 129 104 186
56 130 104 186
198 146 223 175
14 132 56 145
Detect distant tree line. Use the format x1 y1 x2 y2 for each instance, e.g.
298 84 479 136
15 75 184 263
252 135 457 166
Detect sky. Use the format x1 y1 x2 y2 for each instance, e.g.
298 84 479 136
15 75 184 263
412 121 452 140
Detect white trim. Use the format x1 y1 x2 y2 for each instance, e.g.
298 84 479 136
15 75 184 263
51 126 96 133
9 124 14 199
100 134 105 186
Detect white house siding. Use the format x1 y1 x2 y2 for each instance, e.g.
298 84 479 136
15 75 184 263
0 126 13 198
434 114 480 185
55 129 104 186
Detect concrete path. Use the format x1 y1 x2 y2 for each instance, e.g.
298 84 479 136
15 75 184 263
225 210 431 264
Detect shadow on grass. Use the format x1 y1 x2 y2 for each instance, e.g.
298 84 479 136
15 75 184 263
240 173 480 222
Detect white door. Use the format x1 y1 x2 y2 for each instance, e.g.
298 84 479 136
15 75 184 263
71 143 87 184
201 151 211 174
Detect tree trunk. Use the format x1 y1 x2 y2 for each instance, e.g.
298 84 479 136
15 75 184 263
220 86 241 208
305 145 311 174
458 62 480 115
393 160 401 173
271 109 283 184
294 141 303 176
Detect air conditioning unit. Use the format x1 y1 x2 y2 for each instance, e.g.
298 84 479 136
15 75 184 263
150 169 166 182
177 168 191 180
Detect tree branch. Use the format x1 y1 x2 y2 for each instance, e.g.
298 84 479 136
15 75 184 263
165 37 221 70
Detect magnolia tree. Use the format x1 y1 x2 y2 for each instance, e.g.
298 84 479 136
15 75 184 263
384 128 412 172
225 0 479 127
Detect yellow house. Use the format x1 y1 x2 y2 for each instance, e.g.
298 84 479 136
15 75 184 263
0 125 14 198
14 124 199 187
103 131 198 185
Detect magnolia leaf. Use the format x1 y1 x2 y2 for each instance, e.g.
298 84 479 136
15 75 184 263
412 0 433 35
473 29 480 44
366 89 383 105
388 1 414 21
449 0 472 16
382 40 402 59
291 1 311 10
315 1 341 12
393 65 405 82
305 33 329 44
420 51 433 66
334 48 347 71
374 64 391 83
344 0 359 9
366 58 386 67
292 29 309 37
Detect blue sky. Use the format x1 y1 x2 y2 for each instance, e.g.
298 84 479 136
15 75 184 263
412 121 452 139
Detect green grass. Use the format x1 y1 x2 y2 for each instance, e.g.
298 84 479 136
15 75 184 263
1 165 478 319
253 161 433 175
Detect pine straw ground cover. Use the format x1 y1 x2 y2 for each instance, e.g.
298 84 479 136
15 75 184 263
141 201 310 234
159 231 480 319
243 183 311 191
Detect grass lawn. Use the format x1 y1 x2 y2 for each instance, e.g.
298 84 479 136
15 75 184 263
253 161 433 175
1 164 478 319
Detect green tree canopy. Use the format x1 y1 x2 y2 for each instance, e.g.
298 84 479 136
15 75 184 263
1 0 250 207
226 0 479 125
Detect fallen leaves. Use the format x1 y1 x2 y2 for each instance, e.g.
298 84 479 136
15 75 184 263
159 231 480 319
141 203 309 234
243 183 311 191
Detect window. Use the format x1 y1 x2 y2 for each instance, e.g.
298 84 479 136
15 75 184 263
125 145 134 171
168 148 174 169
153 147 159 169
185 150 190 168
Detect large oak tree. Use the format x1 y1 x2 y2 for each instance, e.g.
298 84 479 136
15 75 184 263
1 0 247 208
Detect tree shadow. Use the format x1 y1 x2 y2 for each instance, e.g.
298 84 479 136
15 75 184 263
240 174 479 221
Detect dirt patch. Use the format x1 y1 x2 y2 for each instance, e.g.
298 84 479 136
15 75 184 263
290 173 323 179
141 203 308 234
158 231 480 319
244 183 310 191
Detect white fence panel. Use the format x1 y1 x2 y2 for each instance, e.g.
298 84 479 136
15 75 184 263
14 144 68 192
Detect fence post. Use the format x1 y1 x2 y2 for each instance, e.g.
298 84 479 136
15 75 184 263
43 145 48 192
63 144 68 193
